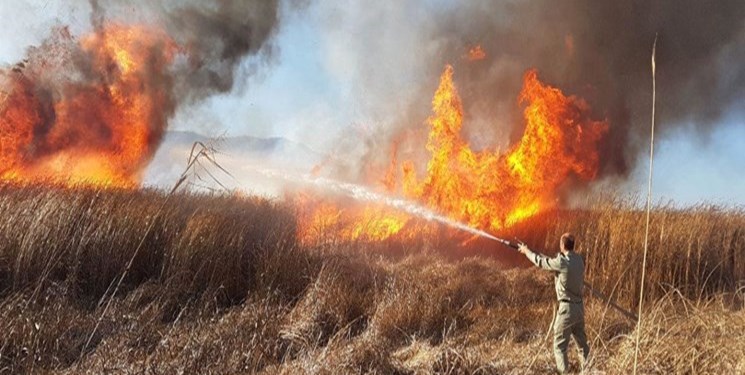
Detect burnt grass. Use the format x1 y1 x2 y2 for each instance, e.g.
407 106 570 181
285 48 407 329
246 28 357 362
0 183 743 374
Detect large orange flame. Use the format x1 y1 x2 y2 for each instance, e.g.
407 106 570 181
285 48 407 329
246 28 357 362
299 65 608 244
0 24 176 188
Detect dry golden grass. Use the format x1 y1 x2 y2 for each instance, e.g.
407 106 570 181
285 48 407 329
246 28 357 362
505 195 745 306
0 183 742 374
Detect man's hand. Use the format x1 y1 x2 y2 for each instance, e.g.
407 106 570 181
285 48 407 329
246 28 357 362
517 243 530 255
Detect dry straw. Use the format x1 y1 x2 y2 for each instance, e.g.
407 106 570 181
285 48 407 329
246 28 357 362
633 33 658 374
79 142 231 361
0 179 742 372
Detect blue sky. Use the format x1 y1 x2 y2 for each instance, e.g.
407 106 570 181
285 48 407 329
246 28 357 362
1 0 743 206
634 113 745 206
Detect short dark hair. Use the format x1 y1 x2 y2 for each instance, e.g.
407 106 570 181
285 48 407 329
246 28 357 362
561 233 575 251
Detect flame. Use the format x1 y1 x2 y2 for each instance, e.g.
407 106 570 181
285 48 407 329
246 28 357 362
466 45 487 61
298 65 608 244
0 24 176 188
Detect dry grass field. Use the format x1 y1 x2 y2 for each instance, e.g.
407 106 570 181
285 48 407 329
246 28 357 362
0 183 743 374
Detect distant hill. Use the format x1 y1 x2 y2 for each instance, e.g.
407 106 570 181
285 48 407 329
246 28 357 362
144 131 324 190
160 131 321 160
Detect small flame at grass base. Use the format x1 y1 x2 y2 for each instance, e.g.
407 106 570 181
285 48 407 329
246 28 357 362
244 165 502 242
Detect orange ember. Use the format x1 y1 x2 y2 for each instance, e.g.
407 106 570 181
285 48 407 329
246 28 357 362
298 65 608 244
0 24 176 188
466 45 487 61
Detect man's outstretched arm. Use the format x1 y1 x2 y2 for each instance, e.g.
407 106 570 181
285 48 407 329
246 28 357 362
518 244 565 272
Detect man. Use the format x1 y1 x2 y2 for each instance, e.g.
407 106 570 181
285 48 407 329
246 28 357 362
518 233 590 374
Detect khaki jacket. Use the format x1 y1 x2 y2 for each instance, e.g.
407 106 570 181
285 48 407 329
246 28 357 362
525 249 584 303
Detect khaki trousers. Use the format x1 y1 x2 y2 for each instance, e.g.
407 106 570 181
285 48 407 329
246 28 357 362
553 302 590 373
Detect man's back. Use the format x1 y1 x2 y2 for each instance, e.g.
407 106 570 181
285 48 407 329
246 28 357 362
518 234 590 373
523 248 585 302
555 251 584 303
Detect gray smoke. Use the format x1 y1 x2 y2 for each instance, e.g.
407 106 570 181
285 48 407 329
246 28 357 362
6 0 740 188
416 0 745 176
90 0 281 103
308 1 744 182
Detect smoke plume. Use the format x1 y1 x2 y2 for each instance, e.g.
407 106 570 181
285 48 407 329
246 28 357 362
89 0 281 101
429 0 745 176
309 1 744 182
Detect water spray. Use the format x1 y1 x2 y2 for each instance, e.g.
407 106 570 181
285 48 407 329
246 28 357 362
241 164 533 250
243 165 515 242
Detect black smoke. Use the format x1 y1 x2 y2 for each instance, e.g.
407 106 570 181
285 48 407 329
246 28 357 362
91 0 281 103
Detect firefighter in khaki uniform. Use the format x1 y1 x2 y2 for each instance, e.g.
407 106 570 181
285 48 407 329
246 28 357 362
518 233 590 373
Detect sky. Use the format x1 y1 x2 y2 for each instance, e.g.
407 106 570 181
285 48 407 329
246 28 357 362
1 0 743 206
630 113 745 206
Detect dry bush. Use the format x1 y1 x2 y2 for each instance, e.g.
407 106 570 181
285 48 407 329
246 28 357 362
607 290 745 374
0 183 297 305
280 254 385 352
